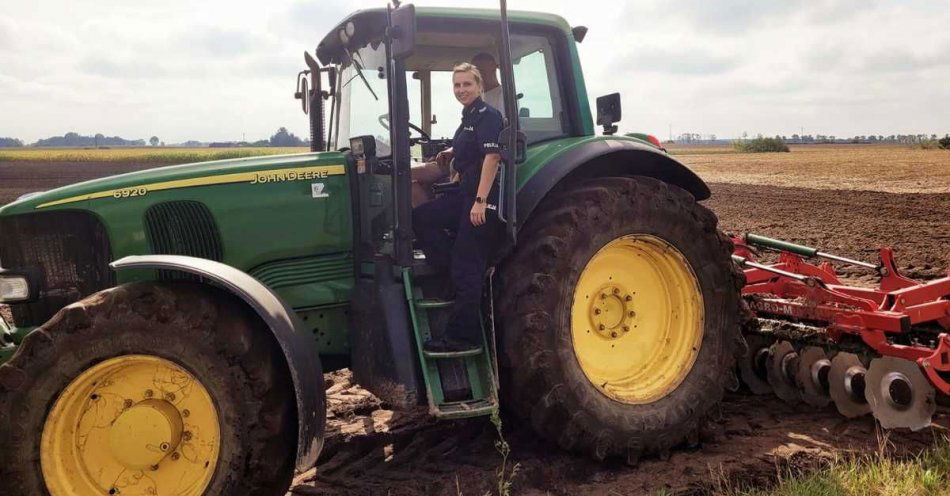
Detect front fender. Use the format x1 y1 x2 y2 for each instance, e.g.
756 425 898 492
110 255 325 472
517 138 710 228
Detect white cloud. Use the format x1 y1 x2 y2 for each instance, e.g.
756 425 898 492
1 0 949 143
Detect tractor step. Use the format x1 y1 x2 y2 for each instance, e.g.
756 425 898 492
423 347 483 359
401 268 498 418
416 298 454 309
433 399 496 419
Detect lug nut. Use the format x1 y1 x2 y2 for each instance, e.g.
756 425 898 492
613 288 620 294
610 331 618 338
599 324 605 330
625 295 632 301
164 392 176 402
594 308 601 315
144 389 154 398
623 326 630 332
182 409 190 417
183 431 192 441
628 311 636 317
150 464 159 471
171 452 180 461
123 399 133 409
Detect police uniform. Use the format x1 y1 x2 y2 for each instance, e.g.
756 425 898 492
412 97 504 349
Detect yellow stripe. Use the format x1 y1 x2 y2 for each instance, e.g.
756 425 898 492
36 164 346 209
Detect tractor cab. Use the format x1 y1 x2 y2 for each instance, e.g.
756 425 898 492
295 4 586 417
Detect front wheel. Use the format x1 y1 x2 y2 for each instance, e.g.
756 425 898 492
0 282 304 495
498 176 742 461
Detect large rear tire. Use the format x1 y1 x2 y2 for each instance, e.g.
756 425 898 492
0 282 304 495
498 176 742 462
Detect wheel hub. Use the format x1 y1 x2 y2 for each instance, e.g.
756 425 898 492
41 355 220 496
109 399 184 469
588 284 636 340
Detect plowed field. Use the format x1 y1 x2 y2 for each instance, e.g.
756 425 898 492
1 145 948 495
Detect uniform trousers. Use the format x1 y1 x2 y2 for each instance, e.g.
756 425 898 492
412 187 502 344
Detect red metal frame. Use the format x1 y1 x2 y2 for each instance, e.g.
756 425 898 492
733 237 950 395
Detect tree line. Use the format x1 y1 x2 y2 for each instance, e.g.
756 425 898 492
672 132 949 145
0 128 308 148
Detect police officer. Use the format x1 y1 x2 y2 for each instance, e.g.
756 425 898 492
412 62 504 354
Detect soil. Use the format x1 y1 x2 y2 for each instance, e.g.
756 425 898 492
293 370 948 496
1 153 949 495
705 182 950 284
0 160 169 205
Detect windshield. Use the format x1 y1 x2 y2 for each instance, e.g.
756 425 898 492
334 41 391 155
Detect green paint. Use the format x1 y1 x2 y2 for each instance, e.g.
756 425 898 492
0 7 654 422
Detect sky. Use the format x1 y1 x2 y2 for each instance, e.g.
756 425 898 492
1 0 948 144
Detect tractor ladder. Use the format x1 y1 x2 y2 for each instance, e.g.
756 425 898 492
401 266 498 419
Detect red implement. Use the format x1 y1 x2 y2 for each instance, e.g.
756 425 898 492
733 235 950 395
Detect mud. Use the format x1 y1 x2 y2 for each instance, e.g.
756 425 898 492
292 370 948 496
0 160 170 205
1 160 949 495
705 182 950 283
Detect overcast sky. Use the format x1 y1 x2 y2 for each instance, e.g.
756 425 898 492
2 0 948 143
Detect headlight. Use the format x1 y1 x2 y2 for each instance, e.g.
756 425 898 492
0 274 30 303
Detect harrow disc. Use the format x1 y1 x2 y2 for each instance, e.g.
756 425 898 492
865 357 936 431
829 352 871 418
795 347 832 407
767 341 801 404
738 334 773 395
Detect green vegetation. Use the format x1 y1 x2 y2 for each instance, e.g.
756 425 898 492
0 137 24 148
723 436 950 496
489 410 520 496
733 136 790 153
0 147 308 163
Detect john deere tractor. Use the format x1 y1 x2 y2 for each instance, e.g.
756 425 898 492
0 3 740 495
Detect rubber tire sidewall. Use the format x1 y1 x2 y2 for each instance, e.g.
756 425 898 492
499 176 741 459
0 282 301 496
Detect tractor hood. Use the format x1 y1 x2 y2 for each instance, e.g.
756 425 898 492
0 151 348 216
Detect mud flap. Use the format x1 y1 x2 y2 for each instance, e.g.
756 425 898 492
349 258 425 409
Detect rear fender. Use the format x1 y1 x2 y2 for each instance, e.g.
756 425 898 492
110 255 325 472
517 139 710 227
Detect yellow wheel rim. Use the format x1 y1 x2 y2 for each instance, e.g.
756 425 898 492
41 355 220 496
571 235 704 404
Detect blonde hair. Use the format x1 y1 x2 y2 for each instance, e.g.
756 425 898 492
452 62 483 90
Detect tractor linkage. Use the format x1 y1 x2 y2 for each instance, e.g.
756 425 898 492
731 233 950 430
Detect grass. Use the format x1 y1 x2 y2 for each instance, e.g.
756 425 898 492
0 147 309 163
488 409 521 496
720 435 950 496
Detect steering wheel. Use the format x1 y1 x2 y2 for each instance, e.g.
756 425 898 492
377 114 431 141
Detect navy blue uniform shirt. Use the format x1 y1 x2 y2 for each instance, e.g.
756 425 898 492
451 97 503 196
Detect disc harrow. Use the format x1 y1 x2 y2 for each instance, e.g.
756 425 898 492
732 233 950 430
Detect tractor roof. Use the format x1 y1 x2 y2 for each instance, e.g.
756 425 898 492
316 7 573 66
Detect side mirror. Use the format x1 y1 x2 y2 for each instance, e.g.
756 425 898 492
390 4 416 59
295 72 310 115
596 93 621 136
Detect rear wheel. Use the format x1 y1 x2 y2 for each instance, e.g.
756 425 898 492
0 282 302 495
498 176 743 461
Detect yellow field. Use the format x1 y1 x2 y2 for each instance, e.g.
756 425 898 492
669 144 950 194
0 147 309 163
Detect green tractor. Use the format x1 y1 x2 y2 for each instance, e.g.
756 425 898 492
0 4 741 495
